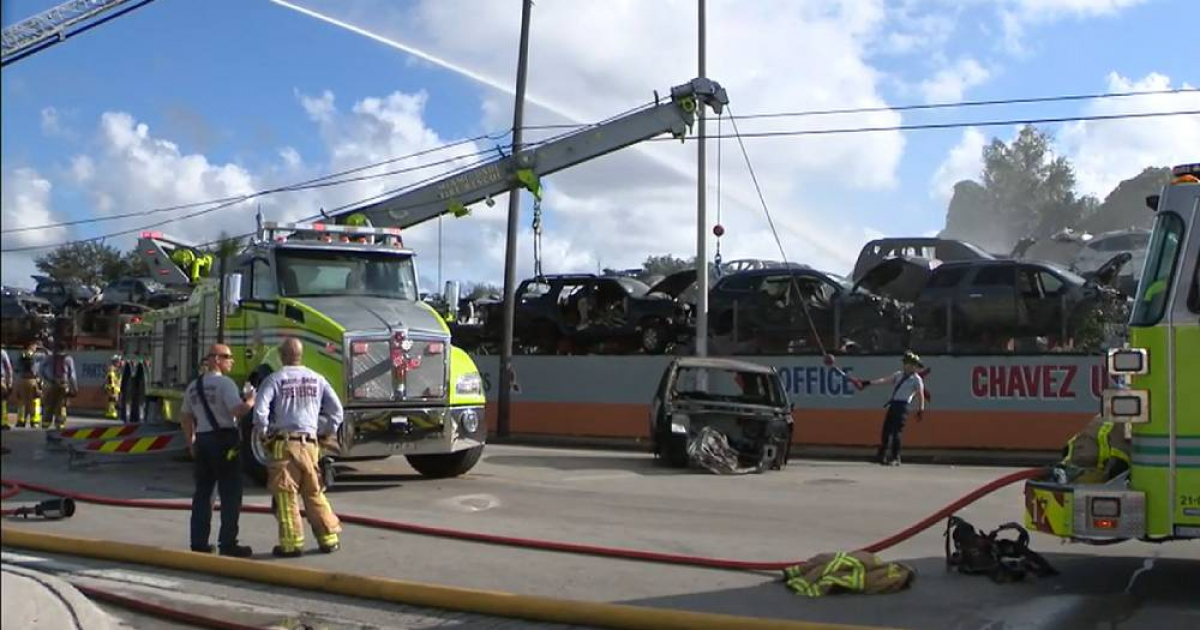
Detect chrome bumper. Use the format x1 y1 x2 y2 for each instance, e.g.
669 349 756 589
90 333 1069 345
340 405 486 458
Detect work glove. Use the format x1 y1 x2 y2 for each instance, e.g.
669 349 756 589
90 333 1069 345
851 378 869 391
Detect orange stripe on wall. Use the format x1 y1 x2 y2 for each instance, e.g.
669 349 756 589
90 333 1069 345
486 402 1095 451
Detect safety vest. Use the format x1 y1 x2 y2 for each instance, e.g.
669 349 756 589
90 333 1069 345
1063 415 1131 473
105 367 121 394
782 551 914 597
17 352 37 378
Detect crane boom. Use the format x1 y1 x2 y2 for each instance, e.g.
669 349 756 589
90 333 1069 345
334 77 729 230
2 0 137 62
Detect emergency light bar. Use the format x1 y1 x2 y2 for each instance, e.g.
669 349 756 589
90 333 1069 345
262 221 404 247
263 221 401 236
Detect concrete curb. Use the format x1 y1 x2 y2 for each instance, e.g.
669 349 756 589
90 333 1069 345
2 563 114 630
3 527 900 630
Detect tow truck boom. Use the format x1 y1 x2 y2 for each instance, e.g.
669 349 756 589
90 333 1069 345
334 77 728 229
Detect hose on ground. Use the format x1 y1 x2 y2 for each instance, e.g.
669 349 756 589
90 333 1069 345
1 468 1043 572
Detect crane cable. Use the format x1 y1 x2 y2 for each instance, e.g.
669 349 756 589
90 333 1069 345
724 105 833 360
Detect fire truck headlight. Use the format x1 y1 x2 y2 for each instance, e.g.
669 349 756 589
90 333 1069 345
458 408 480 433
1110 395 1143 417
1107 348 1147 375
455 372 482 396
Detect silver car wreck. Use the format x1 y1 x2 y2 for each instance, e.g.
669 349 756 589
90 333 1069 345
650 357 794 474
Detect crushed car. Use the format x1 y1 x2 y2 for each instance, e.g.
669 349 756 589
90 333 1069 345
1 286 55 347
708 266 910 354
909 257 1131 352
649 357 793 474
471 274 694 355
851 237 994 283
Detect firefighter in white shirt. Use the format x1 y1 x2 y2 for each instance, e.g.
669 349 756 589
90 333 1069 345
855 350 926 466
253 338 343 557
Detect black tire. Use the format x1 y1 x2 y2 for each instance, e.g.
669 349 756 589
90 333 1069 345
658 432 689 468
406 446 484 479
122 369 146 424
240 416 269 486
640 320 669 354
241 365 275 486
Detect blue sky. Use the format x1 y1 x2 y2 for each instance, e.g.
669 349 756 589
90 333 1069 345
3 0 1197 289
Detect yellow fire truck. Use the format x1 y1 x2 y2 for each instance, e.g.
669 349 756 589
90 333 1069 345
118 78 729 483
1025 163 1200 542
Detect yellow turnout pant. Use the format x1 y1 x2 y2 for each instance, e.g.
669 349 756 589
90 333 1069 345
42 384 71 428
15 378 41 427
267 436 341 552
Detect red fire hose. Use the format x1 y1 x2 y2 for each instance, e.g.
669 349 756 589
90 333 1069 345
75 583 264 630
1 468 1042 572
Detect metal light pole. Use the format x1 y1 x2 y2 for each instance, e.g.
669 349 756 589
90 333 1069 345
498 0 533 438
694 0 709 358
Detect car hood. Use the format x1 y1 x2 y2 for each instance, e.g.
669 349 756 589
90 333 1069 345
1087 252 1133 288
853 257 936 303
288 296 448 336
649 270 698 299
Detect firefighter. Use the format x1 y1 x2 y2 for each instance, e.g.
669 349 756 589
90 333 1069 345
104 355 122 420
181 344 255 557
854 350 926 466
1 348 12 430
253 337 343 557
39 337 78 430
13 341 43 428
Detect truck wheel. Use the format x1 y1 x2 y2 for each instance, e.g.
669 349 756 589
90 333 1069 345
406 446 484 479
241 417 269 486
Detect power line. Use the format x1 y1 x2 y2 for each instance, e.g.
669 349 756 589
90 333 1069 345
2 131 512 235
652 109 1200 140
3 150 506 254
520 87 1200 131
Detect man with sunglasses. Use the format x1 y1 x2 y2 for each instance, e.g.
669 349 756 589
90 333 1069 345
181 344 256 557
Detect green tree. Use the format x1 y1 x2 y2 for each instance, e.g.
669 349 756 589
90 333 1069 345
34 241 147 287
942 125 1097 252
640 254 694 277
466 282 502 300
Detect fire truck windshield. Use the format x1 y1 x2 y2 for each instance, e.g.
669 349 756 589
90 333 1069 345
275 249 419 300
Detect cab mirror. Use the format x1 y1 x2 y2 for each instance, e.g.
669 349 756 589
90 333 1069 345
1145 194 1160 212
224 273 243 312
443 281 461 318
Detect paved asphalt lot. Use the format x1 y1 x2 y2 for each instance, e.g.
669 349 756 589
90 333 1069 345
1 421 1197 629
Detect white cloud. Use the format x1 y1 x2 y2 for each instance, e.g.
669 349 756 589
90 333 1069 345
930 127 986 202
999 0 1146 53
1 168 68 286
280 0 907 277
1059 72 1200 198
918 58 991 103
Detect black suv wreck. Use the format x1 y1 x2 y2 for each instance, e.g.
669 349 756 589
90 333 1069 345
650 357 793 473
709 267 909 354
910 257 1130 351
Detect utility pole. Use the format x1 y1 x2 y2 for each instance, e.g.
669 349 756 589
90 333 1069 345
694 0 709 358
498 0 533 438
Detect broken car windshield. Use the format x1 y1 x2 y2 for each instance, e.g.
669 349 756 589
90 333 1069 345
673 367 781 405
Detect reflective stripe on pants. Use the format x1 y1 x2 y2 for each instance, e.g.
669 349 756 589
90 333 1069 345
267 437 341 551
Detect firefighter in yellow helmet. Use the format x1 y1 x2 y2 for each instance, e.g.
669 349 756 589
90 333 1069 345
104 355 123 420
13 340 43 428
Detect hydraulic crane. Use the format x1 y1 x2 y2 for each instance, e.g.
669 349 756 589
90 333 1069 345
2 0 152 66
330 78 728 230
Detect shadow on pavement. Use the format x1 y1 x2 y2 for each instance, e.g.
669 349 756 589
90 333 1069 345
619 553 1200 630
483 452 695 476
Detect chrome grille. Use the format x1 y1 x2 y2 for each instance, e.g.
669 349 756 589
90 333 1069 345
403 337 447 400
348 338 393 401
346 333 449 402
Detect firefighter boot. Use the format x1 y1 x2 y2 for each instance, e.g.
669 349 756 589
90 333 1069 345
1 400 9 430
105 398 118 420
31 398 42 428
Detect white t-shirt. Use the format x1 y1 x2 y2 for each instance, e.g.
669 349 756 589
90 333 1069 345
888 371 924 404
